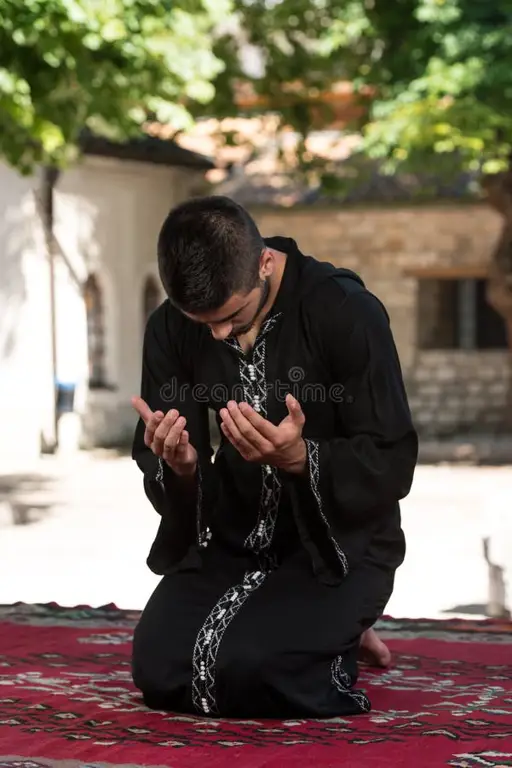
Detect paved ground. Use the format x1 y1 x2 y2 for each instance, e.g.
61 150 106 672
0 451 511 619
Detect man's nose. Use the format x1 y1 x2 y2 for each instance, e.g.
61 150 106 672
209 324 232 341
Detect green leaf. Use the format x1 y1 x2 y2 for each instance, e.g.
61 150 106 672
0 0 230 172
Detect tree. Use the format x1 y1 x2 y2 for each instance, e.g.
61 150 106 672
358 1 512 352
0 0 229 445
0 0 229 171
206 0 512 354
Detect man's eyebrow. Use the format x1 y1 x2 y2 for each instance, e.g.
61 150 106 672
214 303 249 324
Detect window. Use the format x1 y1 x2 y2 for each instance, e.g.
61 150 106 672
418 277 508 350
84 274 107 388
143 276 161 327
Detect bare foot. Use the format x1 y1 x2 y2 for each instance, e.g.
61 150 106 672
359 628 392 668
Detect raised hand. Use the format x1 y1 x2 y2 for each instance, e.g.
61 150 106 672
219 393 307 474
131 396 198 478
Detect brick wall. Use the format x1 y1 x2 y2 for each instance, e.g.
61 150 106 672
251 203 511 435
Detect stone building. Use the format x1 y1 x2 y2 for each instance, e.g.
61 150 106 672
250 205 508 436
172 116 510 437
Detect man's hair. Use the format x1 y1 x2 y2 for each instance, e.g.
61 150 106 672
157 195 265 313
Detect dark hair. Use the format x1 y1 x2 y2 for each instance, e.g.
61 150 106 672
157 195 265 313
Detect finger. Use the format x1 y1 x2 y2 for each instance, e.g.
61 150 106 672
226 402 273 453
285 394 305 426
179 429 190 446
152 409 180 454
144 411 164 448
238 402 280 441
220 421 242 454
131 396 153 424
174 432 190 458
220 409 256 458
164 416 186 452
173 430 189 458
162 417 186 464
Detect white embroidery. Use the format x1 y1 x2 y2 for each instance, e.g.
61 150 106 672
305 439 349 576
155 457 164 486
194 463 211 549
331 655 371 712
155 458 210 550
192 570 267 715
238 339 268 416
235 338 282 552
245 463 281 551
191 312 282 715
260 312 282 335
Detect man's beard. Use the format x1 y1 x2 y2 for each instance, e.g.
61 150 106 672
231 277 271 337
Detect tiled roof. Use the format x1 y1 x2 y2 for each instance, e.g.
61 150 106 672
148 117 477 206
80 132 215 170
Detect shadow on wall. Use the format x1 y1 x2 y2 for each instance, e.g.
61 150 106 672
0 185 31 363
0 472 57 527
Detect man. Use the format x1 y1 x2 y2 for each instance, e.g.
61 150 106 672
131 196 418 719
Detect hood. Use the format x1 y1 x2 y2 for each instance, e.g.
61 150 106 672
264 235 365 300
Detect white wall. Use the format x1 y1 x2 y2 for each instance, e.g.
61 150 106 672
0 155 204 458
0 164 55 463
54 156 202 447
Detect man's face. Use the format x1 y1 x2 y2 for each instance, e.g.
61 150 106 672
184 278 270 341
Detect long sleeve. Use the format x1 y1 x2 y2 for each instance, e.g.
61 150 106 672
308 288 418 519
285 282 418 582
132 304 215 573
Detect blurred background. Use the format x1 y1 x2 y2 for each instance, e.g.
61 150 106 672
0 0 511 620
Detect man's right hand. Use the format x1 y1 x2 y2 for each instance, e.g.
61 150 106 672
131 396 198 478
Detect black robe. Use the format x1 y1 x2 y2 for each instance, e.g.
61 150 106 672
131 237 418 718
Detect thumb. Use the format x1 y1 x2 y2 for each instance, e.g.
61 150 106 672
286 393 305 425
131 396 153 424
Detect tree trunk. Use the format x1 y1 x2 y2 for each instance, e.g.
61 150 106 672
41 165 60 452
482 171 512 429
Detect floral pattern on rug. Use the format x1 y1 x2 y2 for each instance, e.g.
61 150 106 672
0 603 510 766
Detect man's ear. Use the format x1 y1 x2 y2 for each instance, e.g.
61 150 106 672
259 248 275 279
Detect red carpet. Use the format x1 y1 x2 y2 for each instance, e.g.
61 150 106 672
0 603 511 767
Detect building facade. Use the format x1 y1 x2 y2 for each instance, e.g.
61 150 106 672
250 204 509 436
0 141 212 460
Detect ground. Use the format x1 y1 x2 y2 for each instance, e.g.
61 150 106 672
0 451 511 618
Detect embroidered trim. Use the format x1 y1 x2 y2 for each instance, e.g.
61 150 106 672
192 570 268 715
155 459 210 549
194 463 211 549
238 338 268 416
305 438 349 576
331 655 371 713
260 312 282 336
245 464 281 551
234 336 282 552
222 312 283 357
191 311 282 716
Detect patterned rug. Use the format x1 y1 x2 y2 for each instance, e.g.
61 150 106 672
0 603 511 768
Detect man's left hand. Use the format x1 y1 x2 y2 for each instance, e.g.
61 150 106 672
219 393 307 474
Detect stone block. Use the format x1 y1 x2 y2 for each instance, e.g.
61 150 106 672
436 366 457 382
445 397 463 410
413 366 436 383
487 381 507 396
417 383 442 397
438 410 459 424
415 410 434 425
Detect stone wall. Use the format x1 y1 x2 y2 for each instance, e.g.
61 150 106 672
251 203 511 435
408 351 510 435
